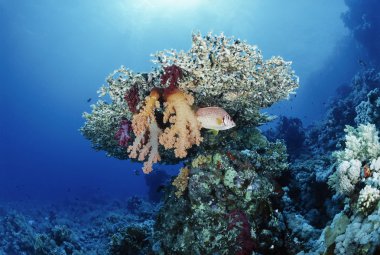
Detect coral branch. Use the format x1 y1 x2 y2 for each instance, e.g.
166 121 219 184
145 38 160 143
131 89 160 136
159 87 202 158
128 120 162 174
128 89 162 174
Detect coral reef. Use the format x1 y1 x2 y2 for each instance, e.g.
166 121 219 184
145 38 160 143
81 101 130 159
124 85 140 114
305 69 380 157
263 69 380 254
355 87 380 129
81 32 298 173
333 124 380 163
0 197 158 255
109 221 154 255
153 127 289 254
316 123 380 254
296 123 380 254
153 32 299 125
114 120 132 147
80 31 299 253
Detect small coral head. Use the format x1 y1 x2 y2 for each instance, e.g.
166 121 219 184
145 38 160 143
115 120 132 147
161 64 183 90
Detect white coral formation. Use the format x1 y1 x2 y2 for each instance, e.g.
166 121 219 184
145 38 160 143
329 123 380 195
313 124 380 254
81 101 129 157
334 207 380 255
334 124 380 163
153 32 299 122
328 159 361 195
357 185 380 214
355 88 380 126
99 67 147 107
368 172 380 189
370 157 380 172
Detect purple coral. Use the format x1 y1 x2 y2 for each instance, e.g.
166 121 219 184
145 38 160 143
124 85 139 114
115 120 132 147
227 210 256 255
161 65 183 90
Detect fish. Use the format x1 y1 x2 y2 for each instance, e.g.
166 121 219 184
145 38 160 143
196 107 236 132
87 98 92 102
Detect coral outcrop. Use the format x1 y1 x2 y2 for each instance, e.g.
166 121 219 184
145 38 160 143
265 69 380 254
81 32 298 173
81 32 299 254
153 127 289 254
298 123 380 254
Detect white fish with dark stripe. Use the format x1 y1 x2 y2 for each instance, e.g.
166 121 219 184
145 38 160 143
196 107 236 131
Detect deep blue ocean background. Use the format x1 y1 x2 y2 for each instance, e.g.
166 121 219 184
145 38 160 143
0 0 366 203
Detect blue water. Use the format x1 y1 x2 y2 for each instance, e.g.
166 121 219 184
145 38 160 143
0 0 355 202
0 1 378 253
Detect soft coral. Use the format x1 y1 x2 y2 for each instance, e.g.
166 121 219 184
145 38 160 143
161 65 183 91
227 210 256 255
115 120 132 147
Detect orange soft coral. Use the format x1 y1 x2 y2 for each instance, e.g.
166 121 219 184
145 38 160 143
128 89 162 174
159 87 202 158
130 88 160 136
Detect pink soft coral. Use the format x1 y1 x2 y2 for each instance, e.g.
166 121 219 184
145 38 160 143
115 120 131 147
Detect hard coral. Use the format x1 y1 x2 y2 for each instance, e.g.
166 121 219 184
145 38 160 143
159 87 202 158
153 32 299 125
